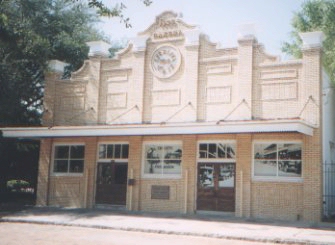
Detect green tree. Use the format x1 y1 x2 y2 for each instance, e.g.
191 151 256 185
74 0 153 27
0 0 106 126
282 0 335 82
0 0 106 197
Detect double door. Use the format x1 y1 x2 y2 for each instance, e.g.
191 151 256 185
95 162 128 205
197 162 235 212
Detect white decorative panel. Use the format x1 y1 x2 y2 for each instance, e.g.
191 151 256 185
207 64 232 75
61 84 86 95
261 82 297 101
107 73 128 83
61 96 85 110
61 97 72 109
107 93 127 109
260 70 297 80
152 89 180 106
73 96 85 110
206 86 231 104
73 85 86 93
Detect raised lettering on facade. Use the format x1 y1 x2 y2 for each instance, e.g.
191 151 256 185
153 18 183 41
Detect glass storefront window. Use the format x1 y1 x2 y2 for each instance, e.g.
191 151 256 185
143 143 182 177
253 142 302 178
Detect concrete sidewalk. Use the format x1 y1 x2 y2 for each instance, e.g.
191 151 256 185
1 207 335 245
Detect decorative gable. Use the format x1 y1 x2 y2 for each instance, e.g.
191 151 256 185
139 11 197 43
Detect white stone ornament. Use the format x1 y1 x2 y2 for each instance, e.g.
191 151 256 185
151 45 181 79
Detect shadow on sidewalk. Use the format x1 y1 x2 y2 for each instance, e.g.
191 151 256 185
0 192 36 216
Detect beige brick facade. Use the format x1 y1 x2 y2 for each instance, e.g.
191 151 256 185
27 11 331 222
35 131 323 221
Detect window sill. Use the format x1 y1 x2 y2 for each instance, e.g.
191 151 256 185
51 173 84 177
252 176 303 183
142 174 182 179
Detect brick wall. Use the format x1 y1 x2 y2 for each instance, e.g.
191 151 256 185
37 137 97 208
44 34 316 127
251 182 303 221
36 131 323 221
36 139 52 206
39 13 324 221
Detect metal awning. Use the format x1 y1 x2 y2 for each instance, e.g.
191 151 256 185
0 119 315 138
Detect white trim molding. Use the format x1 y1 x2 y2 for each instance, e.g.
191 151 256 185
1 119 315 138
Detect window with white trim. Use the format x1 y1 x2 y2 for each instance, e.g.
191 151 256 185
198 142 236 159
98 143 129 159
253 142 302 178
53 144 85 174
142 142 182 178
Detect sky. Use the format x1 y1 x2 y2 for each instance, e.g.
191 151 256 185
99 0 305 58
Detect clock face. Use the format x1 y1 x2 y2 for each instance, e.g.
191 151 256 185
151 45 181 79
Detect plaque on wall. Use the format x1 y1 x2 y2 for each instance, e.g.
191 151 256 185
151 185 170 199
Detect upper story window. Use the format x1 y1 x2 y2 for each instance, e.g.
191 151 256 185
253 142 302 180
99 143 129 160
53 144 85 174
198 142 236 160
142 142 182 178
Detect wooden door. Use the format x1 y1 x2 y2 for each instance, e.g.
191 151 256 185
197 162 235 212
95 162 128 205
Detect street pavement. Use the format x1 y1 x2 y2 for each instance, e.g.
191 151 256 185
1 207 335 245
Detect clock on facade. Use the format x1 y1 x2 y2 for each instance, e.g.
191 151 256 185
151 45 181 79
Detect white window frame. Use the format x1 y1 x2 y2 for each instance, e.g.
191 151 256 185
196 141 236 191
197 140 236 163
52 143 85 176
252 141 303 182
97 142 129 163
142 141 182 179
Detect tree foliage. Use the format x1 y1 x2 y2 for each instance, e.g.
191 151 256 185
75 0 153 27
0 0 106 126
282 0 335 82
0 0 106 196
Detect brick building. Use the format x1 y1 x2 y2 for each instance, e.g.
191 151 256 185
2 11 335 221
